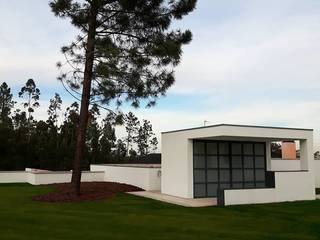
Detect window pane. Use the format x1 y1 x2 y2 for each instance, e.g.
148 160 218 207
256 170 265 181
194 142 205 154
244 156 254 168
194 184 206 197
243 143 253 155
194 170 205 183
232 156 242 168
244 182 254 188
232 169 243 182
219 143 229 154
194 156 205 168
207 156 218 168
207 142 217 155
255 143 265 155
219 156 230 168
244 169 254 181
207 183 218 197
256 182 266 188
219 183 230 190
207 170 218 182
255 156 265 168
232 182 243 189
219 170 230 182
232 143 242 154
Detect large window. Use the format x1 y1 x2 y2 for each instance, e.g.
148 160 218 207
193 140 266 198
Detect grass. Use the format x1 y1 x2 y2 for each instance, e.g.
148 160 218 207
0 184 320 240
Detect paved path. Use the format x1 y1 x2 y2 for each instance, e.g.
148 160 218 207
128 191 217 207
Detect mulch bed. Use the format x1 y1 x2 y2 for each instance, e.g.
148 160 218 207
32 182 144 203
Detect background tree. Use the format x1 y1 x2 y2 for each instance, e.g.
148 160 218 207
49 0 196 194
99 114 116 161
18 79 40 127
47 93 62 127
0 82 15 124
86 104 101 165
135 119 157 156
124 112 139 156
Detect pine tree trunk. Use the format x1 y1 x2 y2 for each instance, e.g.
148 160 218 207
71 3 98 195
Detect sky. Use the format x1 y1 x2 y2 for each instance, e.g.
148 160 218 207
0 0 320 150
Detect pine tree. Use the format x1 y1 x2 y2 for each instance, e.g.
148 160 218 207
0 82 15 125
18 79 40 126
49 0 197 194
135 119 157 155
124 112 139 156
47 93 62 127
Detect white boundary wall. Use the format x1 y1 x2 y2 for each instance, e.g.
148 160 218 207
0 171 26 183
315 160 320 188
0 171 104 185
90 164 161 191
224 171 315 205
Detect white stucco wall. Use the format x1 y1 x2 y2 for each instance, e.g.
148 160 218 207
0 171 104 185
270 159 301 171
0 171 26 183
315 160 320 188
90 164 161 191
224 171 315 205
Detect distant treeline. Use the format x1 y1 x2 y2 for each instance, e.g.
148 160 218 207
0 80 158 171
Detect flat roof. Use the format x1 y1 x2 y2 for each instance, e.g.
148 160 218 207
162 124 313 134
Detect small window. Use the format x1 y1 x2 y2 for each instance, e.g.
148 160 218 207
231 143 242 155
207 183 218 197
207 170 218 182
232 182 243 189
255 143 265 155
194 156 205 168
194 184 206 197
207 142 217 155
244 156 254 168
231 156 242 168
255 156 265 168
244 169 254 181
219 142 229 154
256 182 266 188
194 142 205 154
244 182 254 188
194 170 205 183
243 143 253 155
219 183 230 190
255 170 265 181
232 169 243 182
219 170 230 182
219 156 230 168
207 156 218 168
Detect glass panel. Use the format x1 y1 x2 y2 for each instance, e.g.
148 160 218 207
255 143 265 155
232 169 243 182
232 182 243 189
255 156 265 168
207 170 218 182
244 156 254 168
194 184 206 197
219 143 229 155
219 183 230 190
219 156 230 168
194 170 205 183
194 156 205 168
256 170 265 181
256 182 266 188
243 143 253 155
231 156 242 168
231 143 242 154
219 170 230 182
194 142 205 154
207 142 217 155
244 169 254 181
207 156 218 168
207 183 218 197
244 182 254 188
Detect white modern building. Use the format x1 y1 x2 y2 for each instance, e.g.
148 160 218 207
161 124 316 205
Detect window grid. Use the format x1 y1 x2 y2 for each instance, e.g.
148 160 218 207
193 140 266 198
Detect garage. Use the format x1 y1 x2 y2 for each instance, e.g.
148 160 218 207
193 140 266 198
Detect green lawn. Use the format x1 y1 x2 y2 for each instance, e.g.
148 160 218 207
1 184 320 240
